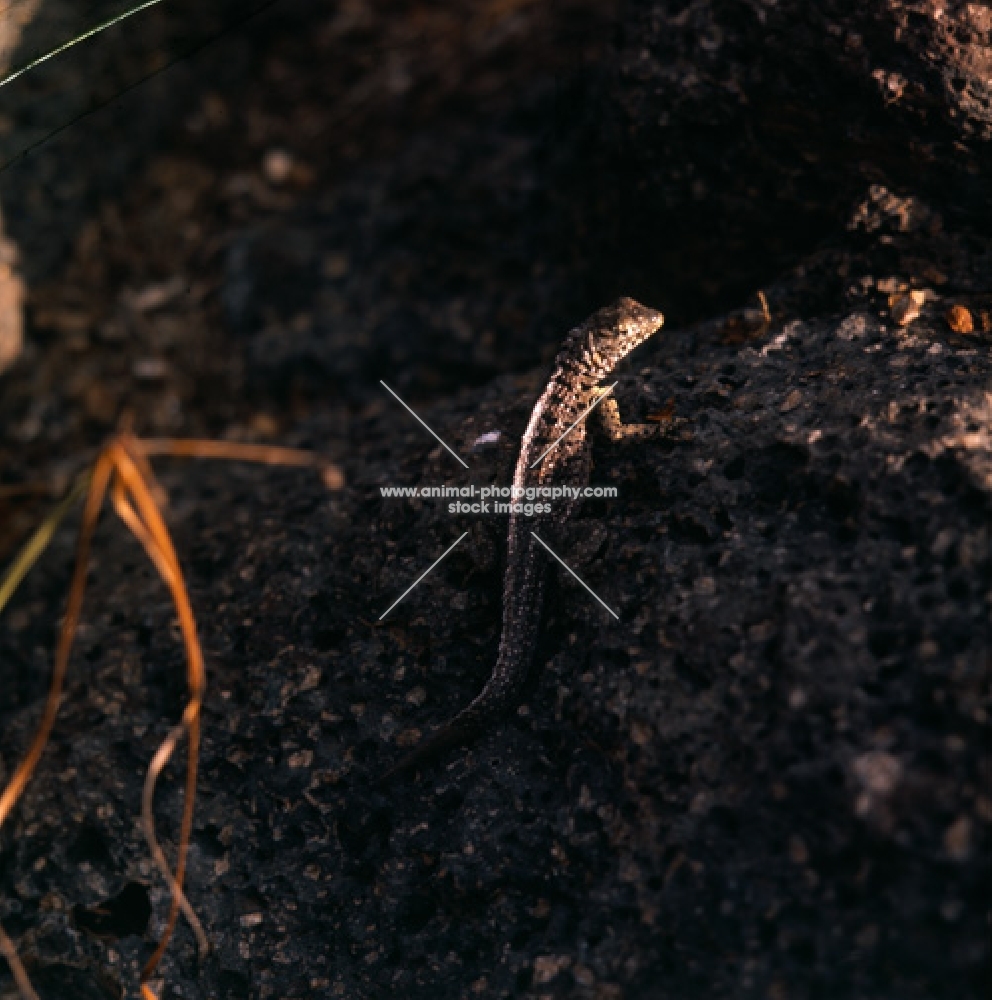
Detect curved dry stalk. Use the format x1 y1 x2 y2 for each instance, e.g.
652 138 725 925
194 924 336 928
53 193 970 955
109 443 209 987
108 473 208 958
125 434 169 510
139 722 209 957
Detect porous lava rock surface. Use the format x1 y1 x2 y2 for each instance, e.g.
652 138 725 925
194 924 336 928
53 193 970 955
0 2 989 998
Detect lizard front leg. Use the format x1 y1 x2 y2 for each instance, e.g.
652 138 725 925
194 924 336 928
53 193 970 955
591 392 688 442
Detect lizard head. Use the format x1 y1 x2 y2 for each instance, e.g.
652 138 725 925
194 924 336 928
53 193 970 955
576 297 664 374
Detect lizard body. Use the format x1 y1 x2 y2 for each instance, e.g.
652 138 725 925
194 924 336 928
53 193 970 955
383 297 665 779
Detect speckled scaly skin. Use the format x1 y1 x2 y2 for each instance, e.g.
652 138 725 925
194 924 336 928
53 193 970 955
383 297 665 779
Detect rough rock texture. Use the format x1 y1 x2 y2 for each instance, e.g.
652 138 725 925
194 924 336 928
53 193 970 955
588 0 992 314
0 1 989 999
222 118 597 404
1 288 989 1000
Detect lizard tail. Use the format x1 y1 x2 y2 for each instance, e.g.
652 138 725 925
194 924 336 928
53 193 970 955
377 666 522 784
379 551 545 784
377 712 483 784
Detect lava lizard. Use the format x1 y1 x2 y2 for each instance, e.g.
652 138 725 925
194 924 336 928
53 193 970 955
383 297 670 779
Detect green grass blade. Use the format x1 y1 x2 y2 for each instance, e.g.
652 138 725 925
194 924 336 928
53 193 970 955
0 0 168 91
0 470 90 616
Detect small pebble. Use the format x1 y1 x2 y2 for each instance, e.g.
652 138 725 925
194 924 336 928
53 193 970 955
945 304 974 334
533 955 571 984
630 719 653 746
323 254 350 280
322 464 345 490
471 430 502 450
944 816 971 861
287 749 312 769
852 750 902 796
780 388 802 412
133 357 167 380
405 686 427 707
876 277 906 295
890 289 926 326
123 276 186 313
788 835 808 865
262 148 295 185
249 412 279 437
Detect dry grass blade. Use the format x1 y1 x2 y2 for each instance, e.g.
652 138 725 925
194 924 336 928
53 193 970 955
0 431 326 1000
0 923 40 1000
0 453 113 1000
0 455 111 829
109 442 209 984
136 437 322 467
0 0 169 92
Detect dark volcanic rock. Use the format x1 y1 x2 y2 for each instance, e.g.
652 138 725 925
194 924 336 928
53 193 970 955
1 288 988 998
587 0 992 317
0 2 990 999
222 121 587 405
